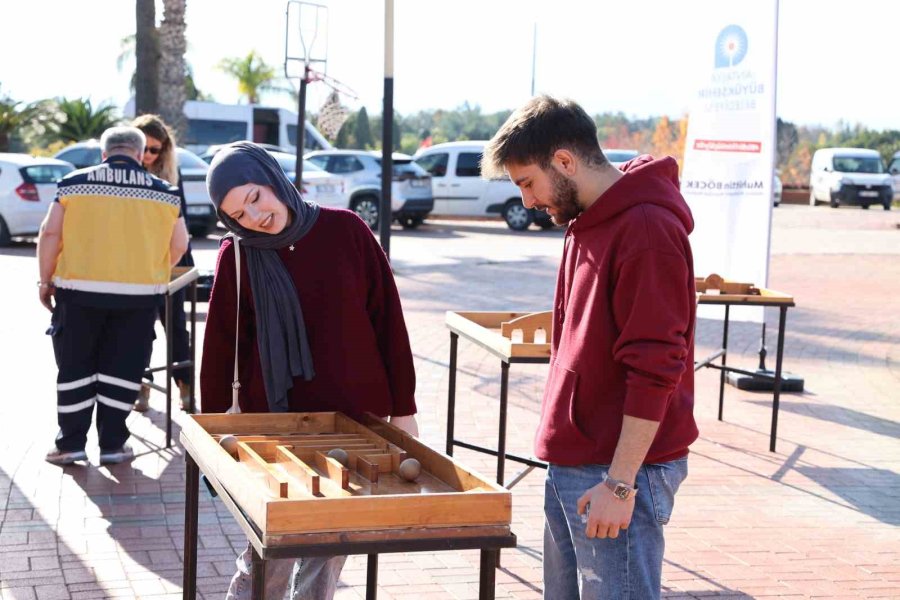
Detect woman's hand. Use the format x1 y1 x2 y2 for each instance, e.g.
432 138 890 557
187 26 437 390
389 414 419 437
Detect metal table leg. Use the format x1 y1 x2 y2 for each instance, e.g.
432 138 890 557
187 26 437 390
770 306 788 452
366 554 378 600
497 361 509 486
188 281 196 414
165 293 173 448
446 332 458 456
182 453 199 600
250 546 266 600
478 549 498 599
717 304 731 421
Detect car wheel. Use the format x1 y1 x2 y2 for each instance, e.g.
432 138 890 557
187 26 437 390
400 216 423 229
352 196 380 229
503 200 532 231
830 200 840 208
884 202 892 211
861 203 870 210
0 216 11 246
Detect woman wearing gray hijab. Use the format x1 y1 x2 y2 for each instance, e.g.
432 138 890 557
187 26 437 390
202 142 419 599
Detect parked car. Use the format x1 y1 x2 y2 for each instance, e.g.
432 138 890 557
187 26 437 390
809 147 892 210
0 153 74 245
54 140 218 234
606 148 640 167
888 151 900 203
412 141 553 231
267 151 347 210
200 142 289 164
305 149 433 229
773 171 783 207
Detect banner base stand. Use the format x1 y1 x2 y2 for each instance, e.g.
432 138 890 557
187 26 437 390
727 370 805 392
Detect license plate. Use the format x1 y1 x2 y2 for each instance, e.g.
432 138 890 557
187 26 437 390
186 205 211 215
859 191 879 197
410 179 430 188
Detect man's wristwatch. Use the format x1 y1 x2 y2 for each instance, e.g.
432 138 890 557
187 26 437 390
602 474 638 500
37 281 54 289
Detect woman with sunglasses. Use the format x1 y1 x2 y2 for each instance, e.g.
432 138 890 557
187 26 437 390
131 114 195 412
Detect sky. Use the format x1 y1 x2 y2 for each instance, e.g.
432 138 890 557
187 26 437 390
2 0 897 131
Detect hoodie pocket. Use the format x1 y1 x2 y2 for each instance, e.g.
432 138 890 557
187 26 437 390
538 363 594 448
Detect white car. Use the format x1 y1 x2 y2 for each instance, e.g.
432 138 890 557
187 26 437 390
606 148 640 167
0 154 74 245
888 151 900 203
412 141 552 231
54 140 218 235
268 152 347 210
809 147 892 210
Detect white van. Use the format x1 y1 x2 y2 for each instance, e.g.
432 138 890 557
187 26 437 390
413 141 553 230
888 151 900 203
124 100 331 156
809 147 893 210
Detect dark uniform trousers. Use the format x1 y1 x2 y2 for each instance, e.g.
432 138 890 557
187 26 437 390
50 299 157 452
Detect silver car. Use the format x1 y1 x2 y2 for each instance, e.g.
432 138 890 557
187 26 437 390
305 150 433 229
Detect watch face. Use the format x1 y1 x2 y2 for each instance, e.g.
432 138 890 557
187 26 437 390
614 486 630 499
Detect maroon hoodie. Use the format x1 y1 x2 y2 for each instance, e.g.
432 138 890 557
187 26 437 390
534 155 699 466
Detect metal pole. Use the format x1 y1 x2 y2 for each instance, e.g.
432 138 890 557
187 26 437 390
294 64 309 189
530 22 537 96
446 332 458 456
182 453 199 600
770 306 788 452
380 0 394 258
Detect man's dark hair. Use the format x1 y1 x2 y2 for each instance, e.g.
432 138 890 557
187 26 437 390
482 95 607 179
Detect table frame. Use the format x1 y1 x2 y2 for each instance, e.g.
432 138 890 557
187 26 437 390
143 266 199 448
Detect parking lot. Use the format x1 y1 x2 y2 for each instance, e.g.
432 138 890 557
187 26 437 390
1 204 898 599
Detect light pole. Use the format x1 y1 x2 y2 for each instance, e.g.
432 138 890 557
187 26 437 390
379 0 394 259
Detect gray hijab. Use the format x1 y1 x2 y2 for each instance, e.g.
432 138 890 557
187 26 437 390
206 142 319 412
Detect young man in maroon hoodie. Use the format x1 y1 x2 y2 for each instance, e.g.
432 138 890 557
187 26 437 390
483 96 699 599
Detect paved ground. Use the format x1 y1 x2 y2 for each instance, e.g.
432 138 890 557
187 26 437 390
1 204 898 599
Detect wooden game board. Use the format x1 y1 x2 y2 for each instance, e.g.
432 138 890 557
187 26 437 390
695 274 794 305
180 412 512 542
444 311 552 359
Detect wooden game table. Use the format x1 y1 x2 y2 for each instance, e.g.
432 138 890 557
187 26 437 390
180 412 516 600
143 266 199 448
444 311 551 487
692 275 796 452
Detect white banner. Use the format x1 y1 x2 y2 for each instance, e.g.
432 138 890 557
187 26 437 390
681 0 779 321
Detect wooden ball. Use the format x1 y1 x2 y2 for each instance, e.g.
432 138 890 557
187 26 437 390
398 458 421 482
327 448 349 466
219 434 239 456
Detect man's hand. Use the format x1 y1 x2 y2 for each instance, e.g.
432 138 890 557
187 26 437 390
389 414 419 437
577 481 635 539
39 284 55 312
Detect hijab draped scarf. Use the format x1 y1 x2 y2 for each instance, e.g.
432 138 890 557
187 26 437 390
206 142 319 412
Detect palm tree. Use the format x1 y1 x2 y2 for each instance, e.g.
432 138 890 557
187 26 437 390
53 98 120 143
135 0 159 115
118 34 209 103
217 50 280 104
158 0 187 136
0 91 39 152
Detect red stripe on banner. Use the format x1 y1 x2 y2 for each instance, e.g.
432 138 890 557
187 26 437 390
693 139 762 153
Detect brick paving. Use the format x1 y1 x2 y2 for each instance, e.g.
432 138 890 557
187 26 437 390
1 205 898 599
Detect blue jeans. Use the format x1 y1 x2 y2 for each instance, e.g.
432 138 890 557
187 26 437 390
225 544 346 599
543 459 688 600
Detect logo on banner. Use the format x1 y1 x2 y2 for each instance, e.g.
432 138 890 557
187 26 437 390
715 25 748 68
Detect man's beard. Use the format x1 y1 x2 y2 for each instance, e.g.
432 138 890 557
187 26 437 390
547 168 581 225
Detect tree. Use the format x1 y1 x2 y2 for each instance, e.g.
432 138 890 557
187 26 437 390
158 0 187 137
135 0 159 115
53 98 120 143
0 88 40 151
217 50 279 104
355 107 373 149
118 34 210 103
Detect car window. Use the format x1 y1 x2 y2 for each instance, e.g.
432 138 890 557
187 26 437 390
888 158 900 174
605 150 639 163
833 156 884 174
176 149 209 170
415 152 449 177
329 155 364 174
20 164 74 183
455 152 482 177
184 119 247 147
307 155 329 170
57 147 101 168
